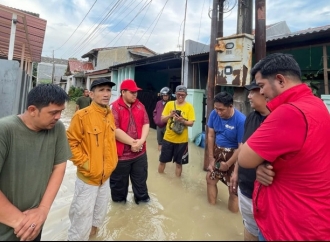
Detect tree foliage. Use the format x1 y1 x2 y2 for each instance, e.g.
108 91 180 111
68 86 84 101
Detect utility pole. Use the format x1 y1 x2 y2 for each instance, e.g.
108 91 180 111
233 0 253 115
255 0 266 62
181 0 188 85
217 0 224 38
51 50 55 84
237 0 253 34
203 0 224 171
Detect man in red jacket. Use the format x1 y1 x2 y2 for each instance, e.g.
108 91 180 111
153 87 171 151
238 53 330 241
110 79 150 204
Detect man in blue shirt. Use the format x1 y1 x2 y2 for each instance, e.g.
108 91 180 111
206 92 245 213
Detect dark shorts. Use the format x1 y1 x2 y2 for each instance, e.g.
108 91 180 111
159 140 189 165
156 126 166 145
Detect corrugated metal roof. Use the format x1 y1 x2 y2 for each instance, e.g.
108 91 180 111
68 59 94 73
129 50 154 57
0 4 46 62
267 24 330 42
188 24 330 57
82 45 157 58
109 51 181 70
186 51 210 57
41 56 68 65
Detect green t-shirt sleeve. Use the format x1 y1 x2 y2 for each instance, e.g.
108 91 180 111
54 121 72 165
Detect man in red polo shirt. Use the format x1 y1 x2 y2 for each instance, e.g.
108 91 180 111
110 79 150 204
238 53 330 241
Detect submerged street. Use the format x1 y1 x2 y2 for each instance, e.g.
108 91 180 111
41 101 244 241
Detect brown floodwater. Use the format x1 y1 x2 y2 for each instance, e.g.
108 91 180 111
41 101 244 241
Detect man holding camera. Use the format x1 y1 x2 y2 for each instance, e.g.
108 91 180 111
158 85 195 177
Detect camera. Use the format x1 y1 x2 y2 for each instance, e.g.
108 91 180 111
175 110 182 116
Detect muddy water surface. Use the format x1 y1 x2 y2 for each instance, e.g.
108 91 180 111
41 101 244 241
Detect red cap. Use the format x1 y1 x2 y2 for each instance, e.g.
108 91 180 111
120 79 142 91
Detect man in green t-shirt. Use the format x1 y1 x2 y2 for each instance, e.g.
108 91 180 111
75 88 92 111
0 84 72 241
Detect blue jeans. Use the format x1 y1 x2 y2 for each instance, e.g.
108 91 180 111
258 230 266 241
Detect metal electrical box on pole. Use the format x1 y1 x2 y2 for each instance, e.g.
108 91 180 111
215 33 254 86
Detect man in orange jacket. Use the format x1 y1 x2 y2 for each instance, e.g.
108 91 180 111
66 78 118 241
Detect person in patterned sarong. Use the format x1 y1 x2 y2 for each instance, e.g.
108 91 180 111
206 92 245 213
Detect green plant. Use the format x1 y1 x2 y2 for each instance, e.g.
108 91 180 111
302 73 321 97
68 86 84 101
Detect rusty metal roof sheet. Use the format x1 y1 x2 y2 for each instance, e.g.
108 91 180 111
0 4 47 63
68 59 94 73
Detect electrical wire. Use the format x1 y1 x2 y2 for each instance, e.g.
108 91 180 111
128 0 152 45
55 0 98 51
66 0 125 58
221 0 237 13
194 0 207 54
85 0 136 49
136 0 168 45
177 20 184 50
145 0 169 46
61 0 123 58
105 0 152 47
69 0 125 57
100 0 147 47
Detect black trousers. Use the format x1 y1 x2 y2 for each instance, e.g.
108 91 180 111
110 152 149 203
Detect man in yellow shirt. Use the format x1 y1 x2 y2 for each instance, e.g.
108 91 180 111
158 85 195 177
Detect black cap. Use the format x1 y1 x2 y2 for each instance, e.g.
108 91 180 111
244 81 259 91
90 78 116 91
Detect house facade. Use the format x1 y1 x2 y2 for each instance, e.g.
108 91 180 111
64 59 94 93
82 45 157 102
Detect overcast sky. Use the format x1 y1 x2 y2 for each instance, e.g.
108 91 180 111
2 0 329 60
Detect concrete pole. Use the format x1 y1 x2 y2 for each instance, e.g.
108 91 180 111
181 0 188 85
